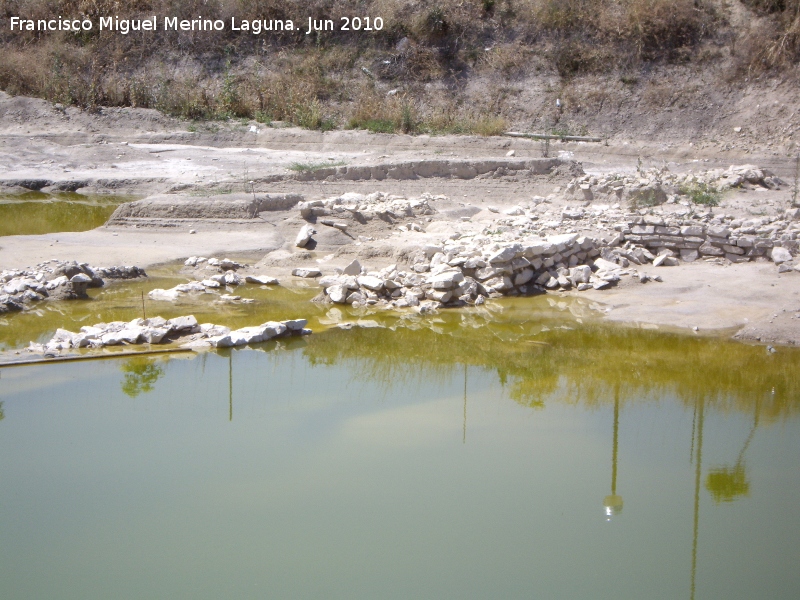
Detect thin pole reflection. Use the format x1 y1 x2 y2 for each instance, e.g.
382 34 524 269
463 363 467 444
690 398 705 600
604 385 623 520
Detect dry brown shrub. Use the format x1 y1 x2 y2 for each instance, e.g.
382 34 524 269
478 43 531 79
741 8 800 70
641 81 675 108
347 84 416 132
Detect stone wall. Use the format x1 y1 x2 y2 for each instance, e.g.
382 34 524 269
621 213 799 263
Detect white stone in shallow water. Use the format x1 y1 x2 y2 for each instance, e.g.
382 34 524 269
200 323 231 337
319 275 342 289
327 284 348 304
175 281 206 293
223 272 242 285
245 275 279 285
148 288 182 301
284 319 308 331
168 315 198 332
45 276 68 290
292 268 321 278
142 327 169 344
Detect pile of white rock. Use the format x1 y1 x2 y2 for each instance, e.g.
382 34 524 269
27 315 310 355
566 164 786 204
618 212 799 265
317 232 618 310
150 256 279 302
298 191 438 222
294 192 438 248
1 260 146 313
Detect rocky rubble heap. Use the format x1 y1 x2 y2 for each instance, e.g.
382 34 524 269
316 233 616 310
619 212 800 264
150 256 278 302
566 164 786 204
27 315 310 355
295 192 438 247
1 260 146 313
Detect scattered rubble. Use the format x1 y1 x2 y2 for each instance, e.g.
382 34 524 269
298 191 437 222
617 211 799 264
315 233 613 310
26 315 311 356
306 165 799 311
149 256 280 302
565 164 786 205
1 260 146 313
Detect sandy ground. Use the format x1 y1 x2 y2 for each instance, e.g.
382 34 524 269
3 92 800 346
580 261 800 344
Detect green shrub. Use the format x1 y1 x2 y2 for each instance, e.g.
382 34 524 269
680 182 721 206
288 161 345 173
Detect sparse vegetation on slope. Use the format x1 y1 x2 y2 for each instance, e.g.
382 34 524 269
0 1 797 133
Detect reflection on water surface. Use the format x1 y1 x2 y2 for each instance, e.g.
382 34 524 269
1 294 799 599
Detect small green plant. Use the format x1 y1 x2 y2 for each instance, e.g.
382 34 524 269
361 119 397 133
254 111 272 125
219 58 241 119
629 189 666 209
288 160 346 173
680 182 721 206
791 154 799 208
401 103 415 134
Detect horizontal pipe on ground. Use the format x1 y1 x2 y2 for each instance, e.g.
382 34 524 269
0 346 194 368
504 131 604 143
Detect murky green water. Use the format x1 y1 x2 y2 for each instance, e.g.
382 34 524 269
0 273 325 352
1 285 799 599
0 193 133 236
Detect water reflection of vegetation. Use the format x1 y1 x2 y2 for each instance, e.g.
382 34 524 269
706 465 749 502
120 357 165 398
0 193 134 237
0 401 4 421
705 402 760 503
304 318 800 421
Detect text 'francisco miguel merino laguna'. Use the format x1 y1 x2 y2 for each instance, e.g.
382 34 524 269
8 16 384 35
